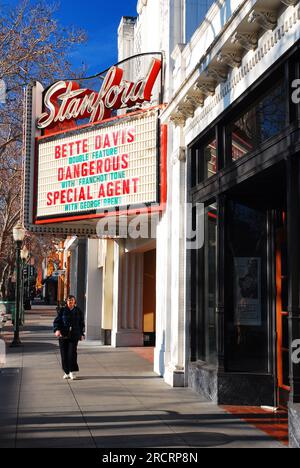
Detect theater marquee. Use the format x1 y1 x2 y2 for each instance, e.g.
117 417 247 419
36 110 161 222
23 53 167 235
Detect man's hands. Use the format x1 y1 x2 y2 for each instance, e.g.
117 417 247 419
54 331 85 340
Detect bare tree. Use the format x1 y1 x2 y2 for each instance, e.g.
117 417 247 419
0 0 86 298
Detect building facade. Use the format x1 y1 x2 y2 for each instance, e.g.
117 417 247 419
114 0 220 388
157 0 300 448
25 0 300 448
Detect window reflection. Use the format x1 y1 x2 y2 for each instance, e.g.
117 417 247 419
205 140 217 179
226 201 269 373
191 202 218 365
204 204 217 365
231 81 286 161
190 137 217 187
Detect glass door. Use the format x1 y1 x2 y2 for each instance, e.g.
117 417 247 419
226 200 269 373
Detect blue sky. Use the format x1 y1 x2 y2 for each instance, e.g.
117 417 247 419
2 0 138 75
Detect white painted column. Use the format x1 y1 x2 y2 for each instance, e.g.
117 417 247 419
155 122 174 378
154 212 169 376
69 248 78 298
112 241 144 347
164 128 187 387
85 239 103 342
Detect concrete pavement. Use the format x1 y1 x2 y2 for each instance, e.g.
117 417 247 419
0 307 286 448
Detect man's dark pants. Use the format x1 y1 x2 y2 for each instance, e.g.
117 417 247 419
59 338 79 374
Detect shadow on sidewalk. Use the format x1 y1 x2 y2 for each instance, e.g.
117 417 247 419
77 376 160 381
0 367 21 412
8 342 58 354
8 407 286 448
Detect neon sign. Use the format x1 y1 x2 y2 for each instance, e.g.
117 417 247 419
37 58 161 131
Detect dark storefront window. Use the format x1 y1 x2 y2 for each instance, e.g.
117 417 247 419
205 140 217 179
191 203 217 364
225 201 269 373
230 80 287 162
204 204 217 365
191 137 217 187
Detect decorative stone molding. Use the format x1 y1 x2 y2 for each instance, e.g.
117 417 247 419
177 100 195 119
248 9 278 31
170 110 186 127
196 80 216 96
217 50 243 68
280 0 298 5
183 95 197 112
172 147 186 165
231 31 258 51
166 0 300 132
206 65 228 83
186 5 300 136
178 147 186 163
187 83 205 107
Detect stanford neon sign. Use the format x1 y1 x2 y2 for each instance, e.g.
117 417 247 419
37 58 161 131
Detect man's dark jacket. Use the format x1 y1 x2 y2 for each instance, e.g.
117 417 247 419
53 306 85 341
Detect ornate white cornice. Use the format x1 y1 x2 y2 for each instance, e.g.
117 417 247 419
185 5 300 139
188 83 205 107
217 50 243 69
231 31 258 51
206 65 228 83
248 9 278 31
196 80 216 96
280 0 298 6
170 110 186 128
162 0 300 128
177 100 194 119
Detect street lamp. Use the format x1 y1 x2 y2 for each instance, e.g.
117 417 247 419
20 246 29 326
11 222 26 347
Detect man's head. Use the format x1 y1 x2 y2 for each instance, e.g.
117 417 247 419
66 296 76 309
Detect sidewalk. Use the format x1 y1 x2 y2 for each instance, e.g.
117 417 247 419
0 308 287 449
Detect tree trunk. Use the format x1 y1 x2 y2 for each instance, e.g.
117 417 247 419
0 262 9 299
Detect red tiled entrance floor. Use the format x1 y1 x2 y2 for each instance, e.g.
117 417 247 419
129 347 154 364
223 406 288 446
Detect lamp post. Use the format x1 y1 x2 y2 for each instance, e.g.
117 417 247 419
20 246 29 326
25 250 32 311
11 222 26 347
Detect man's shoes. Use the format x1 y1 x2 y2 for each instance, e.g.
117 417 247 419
63 373 70 379
69 372 77 380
